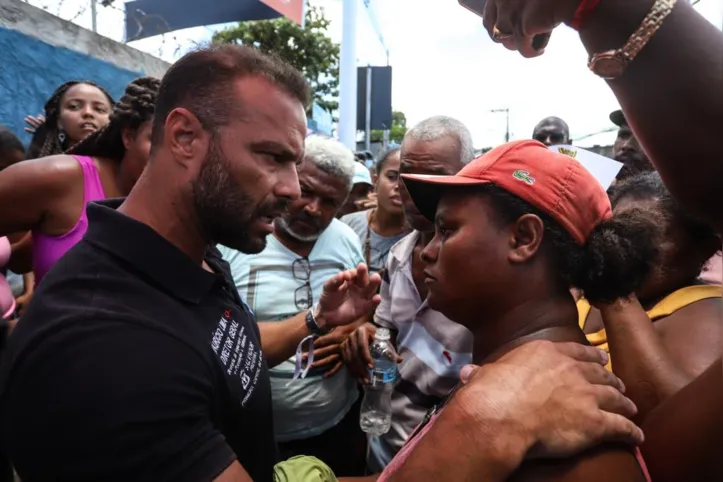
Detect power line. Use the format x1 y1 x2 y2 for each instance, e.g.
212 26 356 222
573 126 617 143
27 0 187 60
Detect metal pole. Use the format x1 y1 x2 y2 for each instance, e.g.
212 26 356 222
383 129 390 148
338 0 359 148
491 108 510 143
90 0 98 32
505 109 510 142
364 65 372 151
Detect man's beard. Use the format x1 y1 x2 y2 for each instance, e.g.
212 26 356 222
276 215 323 242
614 153 655 181
191 140 287 254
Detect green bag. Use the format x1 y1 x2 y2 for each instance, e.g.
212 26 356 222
273 456 339 482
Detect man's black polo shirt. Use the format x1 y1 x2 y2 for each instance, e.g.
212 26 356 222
0 199 277 481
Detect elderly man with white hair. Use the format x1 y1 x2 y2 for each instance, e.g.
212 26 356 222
218 135 369 476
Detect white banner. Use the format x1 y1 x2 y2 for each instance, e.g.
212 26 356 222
548 145 623 190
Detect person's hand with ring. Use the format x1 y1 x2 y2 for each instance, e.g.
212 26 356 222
491 25 513 43
480 0 585 57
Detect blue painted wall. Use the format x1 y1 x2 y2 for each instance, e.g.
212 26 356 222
0 27 143 145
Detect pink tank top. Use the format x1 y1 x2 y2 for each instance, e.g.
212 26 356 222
0 237 16 319
32 156 106 284
378 412 652 482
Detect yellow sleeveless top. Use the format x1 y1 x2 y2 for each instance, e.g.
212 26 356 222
577 285 722 371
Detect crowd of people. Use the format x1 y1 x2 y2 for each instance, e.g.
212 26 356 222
0 0 721 480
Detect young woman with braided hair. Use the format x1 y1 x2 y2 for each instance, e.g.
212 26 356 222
68 77 157 166
25 80 115 159
0 76 160 284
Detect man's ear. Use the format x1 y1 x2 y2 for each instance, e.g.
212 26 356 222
507 214 545 264
162 107 210 170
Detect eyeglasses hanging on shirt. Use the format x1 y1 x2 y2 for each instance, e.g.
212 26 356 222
292 257 313 311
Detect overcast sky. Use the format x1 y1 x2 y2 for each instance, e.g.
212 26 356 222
27 0 723 148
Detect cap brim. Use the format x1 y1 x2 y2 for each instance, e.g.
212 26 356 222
352 173 373 186
609 110 626 127
401 174 491 221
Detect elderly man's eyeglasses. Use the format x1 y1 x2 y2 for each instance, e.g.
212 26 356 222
292 257 313 311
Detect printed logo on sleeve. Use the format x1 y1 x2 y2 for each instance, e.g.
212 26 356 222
210 308 263 407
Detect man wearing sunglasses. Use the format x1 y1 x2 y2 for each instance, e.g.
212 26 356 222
219 135 369 477
532 116 571 147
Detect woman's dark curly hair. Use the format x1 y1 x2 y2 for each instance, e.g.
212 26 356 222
67 77 160 161
36 80 115 158
609 171 721 273
475 184 660 304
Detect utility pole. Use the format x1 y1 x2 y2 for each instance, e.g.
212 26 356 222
90 0 98 32
491 108 510 143
338 0 359 149
364 65 372 151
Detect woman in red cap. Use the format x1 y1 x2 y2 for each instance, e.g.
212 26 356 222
378 140 656 481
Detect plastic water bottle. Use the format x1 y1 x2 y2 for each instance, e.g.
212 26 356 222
360 328 397 435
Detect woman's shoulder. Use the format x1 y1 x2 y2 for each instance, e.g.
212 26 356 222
510 444 648 482
655 294 722 332
0 155 83 193
12 154 83 177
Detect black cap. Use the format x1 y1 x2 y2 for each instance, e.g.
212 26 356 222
609 109 627 127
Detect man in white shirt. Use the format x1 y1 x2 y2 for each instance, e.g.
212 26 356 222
219 135 368 476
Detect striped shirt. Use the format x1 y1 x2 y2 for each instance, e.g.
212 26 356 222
368 231 473 472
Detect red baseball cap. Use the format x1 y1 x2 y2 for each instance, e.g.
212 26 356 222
401 140 612 245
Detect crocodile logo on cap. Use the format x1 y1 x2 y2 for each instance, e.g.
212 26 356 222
512 169 535 185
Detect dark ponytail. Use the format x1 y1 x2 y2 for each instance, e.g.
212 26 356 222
609 172 721 273
477 184 660 304
571 209 660 304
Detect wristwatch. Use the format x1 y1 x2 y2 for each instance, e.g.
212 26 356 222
588 0 677 80
305 304 331 336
